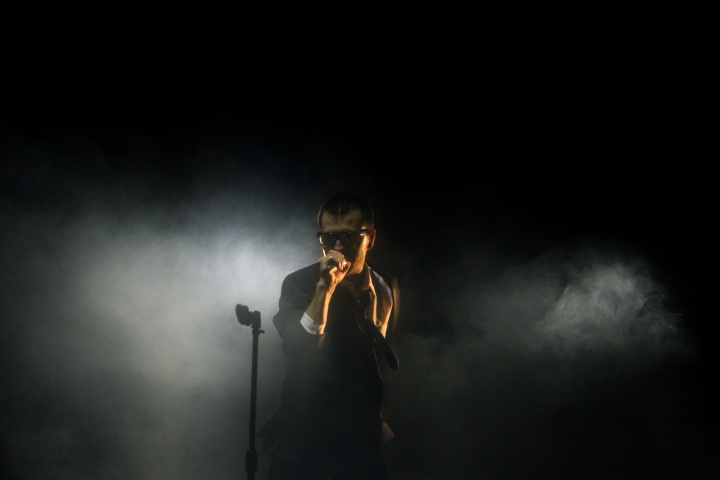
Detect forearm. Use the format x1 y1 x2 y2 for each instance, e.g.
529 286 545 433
304 282 332 334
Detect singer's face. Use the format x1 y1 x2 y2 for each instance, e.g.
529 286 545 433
320 210 375 275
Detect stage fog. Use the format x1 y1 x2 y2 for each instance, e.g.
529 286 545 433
1 125 714 479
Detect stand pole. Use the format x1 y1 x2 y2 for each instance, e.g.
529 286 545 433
236 304 264 480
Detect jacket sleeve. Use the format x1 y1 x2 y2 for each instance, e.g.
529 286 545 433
369 263 401 342
272 267 325 362
386 274 400 342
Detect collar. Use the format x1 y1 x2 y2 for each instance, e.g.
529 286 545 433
341 263 375 306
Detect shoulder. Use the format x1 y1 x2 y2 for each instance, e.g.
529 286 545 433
368 262 399 291
285 263 318 281
280 263 319 294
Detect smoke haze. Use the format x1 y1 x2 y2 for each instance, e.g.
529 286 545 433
1 88 715 479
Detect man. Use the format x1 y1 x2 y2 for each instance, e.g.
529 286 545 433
261 192 400 480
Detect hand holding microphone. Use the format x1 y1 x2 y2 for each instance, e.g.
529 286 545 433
322 252 348 275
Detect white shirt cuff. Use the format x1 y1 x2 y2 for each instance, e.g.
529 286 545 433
300 312 323 334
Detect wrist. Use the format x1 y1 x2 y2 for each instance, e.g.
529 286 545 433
300 312 325 335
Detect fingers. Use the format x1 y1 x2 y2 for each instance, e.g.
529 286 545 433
321 251 348 273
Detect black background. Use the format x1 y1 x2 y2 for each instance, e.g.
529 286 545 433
1 36 716 479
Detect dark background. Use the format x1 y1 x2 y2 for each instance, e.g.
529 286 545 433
1 44 716 480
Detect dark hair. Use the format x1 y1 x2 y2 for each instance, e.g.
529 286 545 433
317 192 375 229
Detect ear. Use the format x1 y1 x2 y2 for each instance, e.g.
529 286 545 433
366 229 377 250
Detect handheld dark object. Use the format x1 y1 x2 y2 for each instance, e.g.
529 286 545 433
324 257 339 274
236 304 264 480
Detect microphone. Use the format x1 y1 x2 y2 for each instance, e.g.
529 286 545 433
325 257 339 274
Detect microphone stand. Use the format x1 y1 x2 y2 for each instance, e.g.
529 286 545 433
236 304 264 480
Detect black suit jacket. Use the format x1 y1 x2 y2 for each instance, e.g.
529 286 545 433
262 262 400 463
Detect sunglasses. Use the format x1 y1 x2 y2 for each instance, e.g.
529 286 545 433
316 229 372 248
